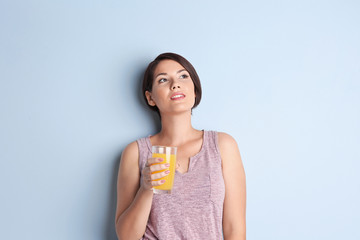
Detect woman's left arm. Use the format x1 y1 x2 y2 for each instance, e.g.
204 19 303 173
218 132 246 240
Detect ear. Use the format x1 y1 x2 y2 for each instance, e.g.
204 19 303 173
145 91 156 106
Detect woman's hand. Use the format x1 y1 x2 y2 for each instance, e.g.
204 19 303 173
141 158 170 191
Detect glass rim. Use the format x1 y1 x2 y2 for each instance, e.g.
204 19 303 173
152 145 177 150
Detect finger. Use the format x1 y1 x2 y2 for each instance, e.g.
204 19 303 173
150 163 170 173
142 166 155 181
146 157 164 167
152 179 166 186
141 167 150 176
151 170 170 180
144 177 152 184
141 180 154 191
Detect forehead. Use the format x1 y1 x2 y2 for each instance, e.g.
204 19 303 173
154 60 185 76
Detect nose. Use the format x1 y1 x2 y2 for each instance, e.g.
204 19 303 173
171 81 181 90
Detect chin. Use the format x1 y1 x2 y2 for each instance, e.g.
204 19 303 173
161 108 192 116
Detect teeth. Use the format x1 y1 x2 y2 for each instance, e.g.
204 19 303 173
171 95 184 99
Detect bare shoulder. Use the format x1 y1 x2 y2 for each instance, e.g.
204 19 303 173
217 132 239 152
217 132 242 166
218 132 238 144
118 140 140 186
121 140 139 163
117 140 140 184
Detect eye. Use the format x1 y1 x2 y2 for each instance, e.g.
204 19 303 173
179 74 189 79
158 78 167 83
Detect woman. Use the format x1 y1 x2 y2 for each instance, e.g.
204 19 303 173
115 53 246 239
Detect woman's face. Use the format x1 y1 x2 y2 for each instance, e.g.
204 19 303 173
145 59 196 116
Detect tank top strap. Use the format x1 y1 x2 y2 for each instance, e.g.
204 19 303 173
205 130 221 156
136 137 151 171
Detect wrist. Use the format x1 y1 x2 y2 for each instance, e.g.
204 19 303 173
139 185 154 195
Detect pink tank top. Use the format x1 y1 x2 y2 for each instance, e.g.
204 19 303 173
137 130 225 239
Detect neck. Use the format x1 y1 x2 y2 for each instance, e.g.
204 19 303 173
157 111 197 146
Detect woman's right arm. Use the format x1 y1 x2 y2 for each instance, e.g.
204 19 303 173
115 141 152 239
115 141 169 240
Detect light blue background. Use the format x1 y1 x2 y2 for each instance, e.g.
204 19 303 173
1 0 359 239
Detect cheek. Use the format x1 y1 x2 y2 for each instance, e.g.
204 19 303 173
190 83 196 96
152 88 167 102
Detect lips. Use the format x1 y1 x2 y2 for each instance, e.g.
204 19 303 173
170 92 186 100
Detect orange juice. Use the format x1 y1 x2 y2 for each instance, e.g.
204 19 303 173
152 153 176 191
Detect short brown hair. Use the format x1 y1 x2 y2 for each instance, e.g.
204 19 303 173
142 52 202 116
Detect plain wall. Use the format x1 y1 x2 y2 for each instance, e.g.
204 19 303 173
0 0 359 239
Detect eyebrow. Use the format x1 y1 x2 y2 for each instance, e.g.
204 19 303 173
155 69 187 78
